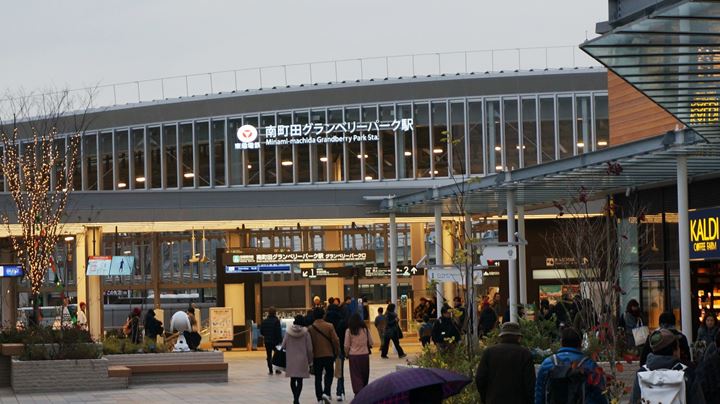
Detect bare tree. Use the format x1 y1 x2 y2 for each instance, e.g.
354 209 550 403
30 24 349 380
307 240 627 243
0 90 93 313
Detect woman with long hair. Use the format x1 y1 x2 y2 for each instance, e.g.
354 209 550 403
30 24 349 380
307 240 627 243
380 303 406 359
344 312 373 394
282 315 313 404
698 312 720 345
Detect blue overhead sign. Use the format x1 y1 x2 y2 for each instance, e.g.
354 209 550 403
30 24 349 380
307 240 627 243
225 264 291 274
0 265 23 277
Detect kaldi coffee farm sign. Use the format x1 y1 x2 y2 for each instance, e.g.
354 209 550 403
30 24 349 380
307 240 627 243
235 119 414 149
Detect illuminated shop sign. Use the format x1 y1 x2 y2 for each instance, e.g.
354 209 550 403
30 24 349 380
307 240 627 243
228 251 375 264
690 96 720 125
225 264 291 274
690 207 720 259
234 119 413 150
300 267 355 278
0 264 23 277
363 265 422 278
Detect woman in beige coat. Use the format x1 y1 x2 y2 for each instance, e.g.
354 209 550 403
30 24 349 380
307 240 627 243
282 315 313 404
344 312 373 394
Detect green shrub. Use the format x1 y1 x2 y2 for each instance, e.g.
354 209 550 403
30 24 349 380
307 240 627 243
411 339 481 404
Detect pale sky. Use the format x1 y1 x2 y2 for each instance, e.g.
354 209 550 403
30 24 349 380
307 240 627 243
0 0 607 96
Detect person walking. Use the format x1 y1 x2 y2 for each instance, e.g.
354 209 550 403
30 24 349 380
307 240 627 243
535 327 607 404
622 299 643 348
373 307 386 343
639 311 691 366
418 315 433 347
308 307 340 404
479 301 498 336
380 303 406 359
260 307 283 375
344 312 373 395
476 322 535 404
283 315 314 404
326 297 347 401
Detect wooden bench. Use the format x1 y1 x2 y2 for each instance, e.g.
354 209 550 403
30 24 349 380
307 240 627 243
127 363 228 374
108 366 132 378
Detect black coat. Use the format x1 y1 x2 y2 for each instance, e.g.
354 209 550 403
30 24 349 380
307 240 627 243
695 350 720 404
431 317 460 345
476 341 535 404
260 315 282 346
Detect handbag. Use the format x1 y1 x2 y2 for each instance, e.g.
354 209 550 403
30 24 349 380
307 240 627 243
366 328 372 354
334 356 343 379
272 346 287 369
632 320 650 346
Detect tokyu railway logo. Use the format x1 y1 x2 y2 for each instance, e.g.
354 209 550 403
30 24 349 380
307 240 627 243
234 119 414 150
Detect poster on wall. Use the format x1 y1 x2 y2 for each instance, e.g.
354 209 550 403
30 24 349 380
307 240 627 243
209 307 234 342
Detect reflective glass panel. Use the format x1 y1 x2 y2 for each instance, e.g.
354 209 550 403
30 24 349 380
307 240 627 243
179 123 193 187
486 100 501 172
504 99 520 171
311 110 327 182
379 105 396 180
163 125 178 188
431 102 448 177
132 128 145 189
261 114 277 184
227 118 243 185
99 131 113 190
196 121 210 187
594 95 609 150
450 102 465 176
468 101 484 174
278 113 293 183
397 104 412 179
414 103 431 178
558 97 573 159
539 97 556 162
328 109 344 182
576 96 591 154
294 111 310 183
521 98 538 167
244 116 260 185
345 108 362 181
148 127 161 189
211 120 226 186
115 129 129 189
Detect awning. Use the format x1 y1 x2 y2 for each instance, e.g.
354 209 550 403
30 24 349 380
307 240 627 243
581 1 720 140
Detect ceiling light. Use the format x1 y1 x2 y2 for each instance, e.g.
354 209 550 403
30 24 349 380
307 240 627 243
364 176 373 181
356 154 368 159
117 182 127 188
404 151 412 156
597 140 608 146
281 161 293 166
433 148 443 154
64 236 75 241
433 170 439 175
135 176 146 183
576 142 585 148
494 146 502 151
320 157 328 162
495 165 503 171
183 172 194 178
247 164 253 169
515 145 526 150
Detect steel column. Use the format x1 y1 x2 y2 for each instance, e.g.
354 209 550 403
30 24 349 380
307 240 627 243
507 190 518 322
677 155 692 340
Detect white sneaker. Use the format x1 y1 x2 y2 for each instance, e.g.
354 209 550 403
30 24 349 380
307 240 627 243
321 394 332 403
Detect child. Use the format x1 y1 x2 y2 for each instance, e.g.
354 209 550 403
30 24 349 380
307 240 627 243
419 315 433 347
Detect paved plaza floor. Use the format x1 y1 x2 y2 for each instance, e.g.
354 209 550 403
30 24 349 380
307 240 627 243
0 343 423 404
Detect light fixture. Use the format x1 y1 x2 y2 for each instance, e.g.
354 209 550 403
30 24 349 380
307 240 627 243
117 182 127 188
281 160 293 166
432 148 443 154
64 236 75 242
597 140 608 146
515 145 526 150
364 176 373 181
123 250 132 255
356 154 368 159
433 170 439 175
495 165 503 171
320 157 328 162
404 151 412 156
183 172 194 178
247 164 253 169
576 142 585 148
135 176 146 183
494 146 502 151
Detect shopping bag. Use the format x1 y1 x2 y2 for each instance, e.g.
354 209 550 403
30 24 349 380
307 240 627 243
272 347 287 369
633 323 650 346
334 356 343 378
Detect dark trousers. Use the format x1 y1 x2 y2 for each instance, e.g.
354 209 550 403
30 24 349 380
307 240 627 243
290 377 303 404
313 356 335 400
336 355 345 396
265 344 274 372
381 331 405 357
348 354 370 394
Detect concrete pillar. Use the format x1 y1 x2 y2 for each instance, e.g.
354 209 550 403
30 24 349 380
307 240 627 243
389 211 398 305
518 206 527 305
75 232 87 308
433 205 443 318
507 191 518 322
324 228 344 301
85 226 103 340
442 221 455 304
677 155 692 340
410 223 427 298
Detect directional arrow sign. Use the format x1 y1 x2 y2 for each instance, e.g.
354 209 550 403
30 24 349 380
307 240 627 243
428 268 482 285
481 245 517 261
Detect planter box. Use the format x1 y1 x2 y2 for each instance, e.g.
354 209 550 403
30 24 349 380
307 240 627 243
11 358 127 393
104 350 224 366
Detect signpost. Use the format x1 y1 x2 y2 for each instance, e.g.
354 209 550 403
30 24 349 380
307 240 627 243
209 307 234 350
428 267 482 285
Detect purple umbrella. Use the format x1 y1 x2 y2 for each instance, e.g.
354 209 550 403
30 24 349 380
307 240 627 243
351 367 471 404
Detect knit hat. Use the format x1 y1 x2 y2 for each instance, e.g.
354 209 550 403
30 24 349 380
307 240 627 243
649 329 678 353
498 321 522 336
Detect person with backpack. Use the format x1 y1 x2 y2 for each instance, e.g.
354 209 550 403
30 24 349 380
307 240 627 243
476 322 535 404
535 327 607 404
640 312 691 367
631 328 705 404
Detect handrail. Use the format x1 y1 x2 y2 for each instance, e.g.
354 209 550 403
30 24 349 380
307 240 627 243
0 45 599 114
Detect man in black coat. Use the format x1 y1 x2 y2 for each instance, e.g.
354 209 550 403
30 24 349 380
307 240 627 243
476 322 535 404
432 305 461 348
260 307 282 375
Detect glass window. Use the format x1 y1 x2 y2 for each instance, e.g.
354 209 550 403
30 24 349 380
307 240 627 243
115 130 129 189
397 104 413 179
431 102 448 177
163 124 178 188
379 105 396 180
294 111 310 183
132 128 145 189
244 116 261 185
311 110 327 183
539 97 556 163
179 123 194 187
278 113 293 184
521 98 538 167
196 121 210 187
504 99 520 171
227 118 243 185
558 97 573 159
486 100 501 172
328 109 344 182
450 102 466 176
414 103 431 178
362 106 380 181
70 139 81 192
345 108 362 181
261 114 276 184
148 127 161 189
99 132 113 190
51 138 65 192
211 120 226 186
468 101 484 175
576 96 591 154
594 94 609 150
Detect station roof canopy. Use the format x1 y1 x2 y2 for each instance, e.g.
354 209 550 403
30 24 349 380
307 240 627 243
380 130 720 215
581 0 720 140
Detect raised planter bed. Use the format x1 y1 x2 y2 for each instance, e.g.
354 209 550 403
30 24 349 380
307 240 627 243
11 358 127 394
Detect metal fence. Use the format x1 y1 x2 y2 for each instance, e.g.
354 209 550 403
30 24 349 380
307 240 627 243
1 45 599 116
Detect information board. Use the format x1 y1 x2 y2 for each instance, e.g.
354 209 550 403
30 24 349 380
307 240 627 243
209 307 234 342
86 256 112 276
109 256 135 276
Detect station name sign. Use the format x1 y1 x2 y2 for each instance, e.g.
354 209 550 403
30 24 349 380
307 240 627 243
225 264 291 274
227 250 375 265
234 119 413 150
690 207 720 259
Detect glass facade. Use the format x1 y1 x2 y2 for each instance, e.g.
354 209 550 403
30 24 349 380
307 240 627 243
17 92 608 191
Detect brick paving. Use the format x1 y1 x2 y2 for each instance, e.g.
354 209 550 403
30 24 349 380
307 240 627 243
0 343 422 404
